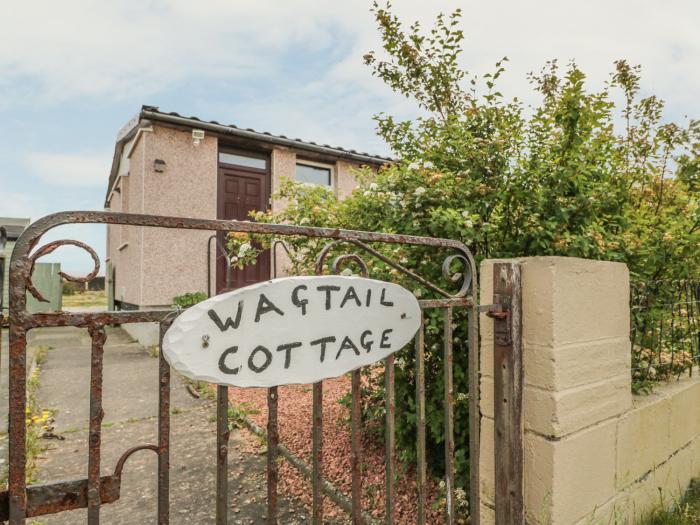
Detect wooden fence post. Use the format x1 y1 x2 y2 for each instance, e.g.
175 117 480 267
491 262 523 524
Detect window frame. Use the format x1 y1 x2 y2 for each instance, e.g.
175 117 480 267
218 147 269 172
294 159 335 188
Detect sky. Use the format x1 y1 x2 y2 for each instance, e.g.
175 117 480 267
1 0 700 274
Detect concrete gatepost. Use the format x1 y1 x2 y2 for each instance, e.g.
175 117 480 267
479 257 632 524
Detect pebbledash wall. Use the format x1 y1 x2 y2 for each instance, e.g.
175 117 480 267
479 256 700 524
106 124 366 345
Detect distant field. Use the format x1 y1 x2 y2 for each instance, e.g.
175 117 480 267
62 291 107 309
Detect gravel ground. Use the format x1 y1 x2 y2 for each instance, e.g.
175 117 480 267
229 375 450 524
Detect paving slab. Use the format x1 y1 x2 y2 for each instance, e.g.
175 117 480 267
24 326 307 524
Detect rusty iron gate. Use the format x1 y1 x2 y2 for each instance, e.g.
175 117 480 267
0 211 521 525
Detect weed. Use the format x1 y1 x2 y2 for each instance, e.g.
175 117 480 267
227 402 260 430
639 480 700 524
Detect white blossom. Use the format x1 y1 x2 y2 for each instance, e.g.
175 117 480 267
408 162 420 170
414 186 426 196
369 182 379 191
238 243 251 255
423 160 434 169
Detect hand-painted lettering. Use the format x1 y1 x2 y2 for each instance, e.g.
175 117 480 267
380 328 393 349
208 301 244 331
291 285 309 315
248 345 273 373
336 335 361 359
340 286 362 308
360 330 374 352
380 288 394 307
254 294 284 322
316 285 341 310
276 341 303 369
310 336 336 362
218 346 240 375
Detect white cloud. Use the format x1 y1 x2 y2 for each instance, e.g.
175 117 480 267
0 0 371 104
0 192 46 221
2 0 700 123
24 151 111 187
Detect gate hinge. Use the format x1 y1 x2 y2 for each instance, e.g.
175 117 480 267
487 297 512 346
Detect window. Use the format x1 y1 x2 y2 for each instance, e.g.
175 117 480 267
296 162 332 186
219 151 267 170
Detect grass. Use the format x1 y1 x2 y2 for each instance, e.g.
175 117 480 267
641 481 700 524
62 290 107 309
0 345 53 487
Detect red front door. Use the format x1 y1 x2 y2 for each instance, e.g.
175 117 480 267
217 160 270 293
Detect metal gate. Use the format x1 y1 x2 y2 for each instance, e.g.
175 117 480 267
0 211 489 524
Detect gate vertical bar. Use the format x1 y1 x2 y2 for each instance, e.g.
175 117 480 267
312 381 323 524
350 369 362 524
385 354 396 524
216 385 230 524
415 317 426 525
468 302 480 525
158 321 171 525
8 324 27 524
492 262 523 525
267 386 279 524
87 325 107 525
443 307 455 524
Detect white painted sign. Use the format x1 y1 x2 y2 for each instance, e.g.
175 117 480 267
162 276 422 387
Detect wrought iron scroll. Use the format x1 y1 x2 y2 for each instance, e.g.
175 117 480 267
25 239 100 302
314 238 474 300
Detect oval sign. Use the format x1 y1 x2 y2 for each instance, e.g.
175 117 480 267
162 276 421 387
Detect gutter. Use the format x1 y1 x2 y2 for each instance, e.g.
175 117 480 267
140 108 391 167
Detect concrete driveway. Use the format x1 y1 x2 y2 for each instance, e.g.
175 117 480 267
3 325 307 524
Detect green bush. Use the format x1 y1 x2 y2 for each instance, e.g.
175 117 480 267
172 292 207 308
62 280 78 296
237 2 699 491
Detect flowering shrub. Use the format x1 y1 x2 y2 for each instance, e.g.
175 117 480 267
231 2 700 504
226 231 259 270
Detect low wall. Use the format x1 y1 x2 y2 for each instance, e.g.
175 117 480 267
479 257 700 524
122 322 159 347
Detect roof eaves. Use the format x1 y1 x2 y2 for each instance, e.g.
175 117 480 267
140 106 394 165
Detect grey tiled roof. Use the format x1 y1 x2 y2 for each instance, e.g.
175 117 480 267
139 106 393 163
